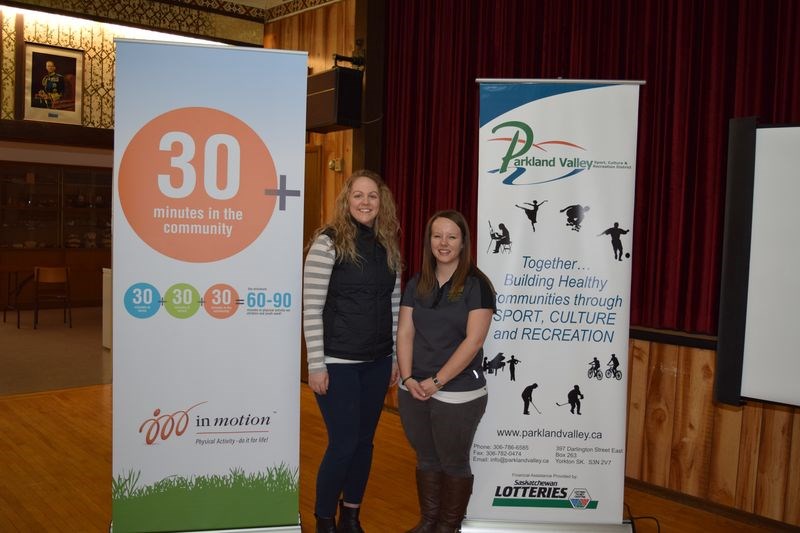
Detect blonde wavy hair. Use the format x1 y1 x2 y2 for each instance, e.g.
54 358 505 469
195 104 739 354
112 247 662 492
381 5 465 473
311 169 402 272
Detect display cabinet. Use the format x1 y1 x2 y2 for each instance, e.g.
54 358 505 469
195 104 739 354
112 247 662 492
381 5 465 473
1 161 111 309
0 162 111 249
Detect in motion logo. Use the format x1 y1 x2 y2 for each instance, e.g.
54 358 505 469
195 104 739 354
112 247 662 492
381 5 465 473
138 401 206 445
489 121 589 185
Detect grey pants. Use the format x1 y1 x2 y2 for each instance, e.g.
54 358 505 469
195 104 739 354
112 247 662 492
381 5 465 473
398 389 487 477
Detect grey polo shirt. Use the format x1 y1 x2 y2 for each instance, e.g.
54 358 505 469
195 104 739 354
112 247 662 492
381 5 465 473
401 272 496 392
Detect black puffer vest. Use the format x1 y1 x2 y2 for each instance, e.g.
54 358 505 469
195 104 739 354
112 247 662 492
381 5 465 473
322 223 396 360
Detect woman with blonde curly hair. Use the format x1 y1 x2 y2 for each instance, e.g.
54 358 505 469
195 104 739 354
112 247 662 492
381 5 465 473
303 169 402 533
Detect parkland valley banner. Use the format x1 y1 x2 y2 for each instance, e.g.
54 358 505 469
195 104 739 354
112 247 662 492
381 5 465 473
468 80 641 527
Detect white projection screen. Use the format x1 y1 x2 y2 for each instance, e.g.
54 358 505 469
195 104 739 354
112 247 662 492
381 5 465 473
740 126 800 406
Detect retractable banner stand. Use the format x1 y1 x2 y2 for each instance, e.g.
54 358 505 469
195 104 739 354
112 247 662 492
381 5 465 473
464 80 642 532
112 40 306 533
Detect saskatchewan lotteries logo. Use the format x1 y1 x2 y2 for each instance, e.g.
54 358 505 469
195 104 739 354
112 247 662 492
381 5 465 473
568 487 592 510
492 480 598 510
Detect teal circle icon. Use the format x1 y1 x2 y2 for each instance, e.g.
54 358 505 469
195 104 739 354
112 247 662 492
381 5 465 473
124 283 161 319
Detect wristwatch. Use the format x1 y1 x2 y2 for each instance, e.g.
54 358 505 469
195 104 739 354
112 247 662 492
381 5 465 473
432 375 443 389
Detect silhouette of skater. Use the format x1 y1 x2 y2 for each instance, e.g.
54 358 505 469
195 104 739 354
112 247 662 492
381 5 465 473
490 223 511 253
515 200 548 232
567 385 584 415
522 383 539 415
560 204 590 231
598 222 630 260
507 355 521 381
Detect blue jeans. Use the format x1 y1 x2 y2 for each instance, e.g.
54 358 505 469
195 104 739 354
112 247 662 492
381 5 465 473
398 389 487 477
314 356 392 517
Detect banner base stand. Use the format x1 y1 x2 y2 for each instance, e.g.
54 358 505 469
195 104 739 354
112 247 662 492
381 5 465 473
110 523 301 533
461 519 633 532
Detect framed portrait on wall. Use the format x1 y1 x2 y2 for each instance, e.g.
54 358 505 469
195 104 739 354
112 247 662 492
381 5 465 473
23 43 83 125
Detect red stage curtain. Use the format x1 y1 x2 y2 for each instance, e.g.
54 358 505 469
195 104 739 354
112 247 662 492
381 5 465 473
382 0 800 334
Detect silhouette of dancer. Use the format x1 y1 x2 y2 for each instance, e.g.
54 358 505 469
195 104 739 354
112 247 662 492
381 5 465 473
515 200 547 232
522 383 539 415
507 355 521 381
567 385 584 415
598 222 630 260
560 204 590 231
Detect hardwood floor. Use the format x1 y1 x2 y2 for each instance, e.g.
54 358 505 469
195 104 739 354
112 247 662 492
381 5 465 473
0 384 794 532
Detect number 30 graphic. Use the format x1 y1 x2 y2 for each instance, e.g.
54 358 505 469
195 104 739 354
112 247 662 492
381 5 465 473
119 107 277 262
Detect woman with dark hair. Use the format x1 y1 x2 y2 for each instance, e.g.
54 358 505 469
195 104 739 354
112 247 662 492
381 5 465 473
396 210 496 533
303 170 402 533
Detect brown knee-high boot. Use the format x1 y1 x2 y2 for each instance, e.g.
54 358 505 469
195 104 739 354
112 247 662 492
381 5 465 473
435 474 473 533
406 469 443 533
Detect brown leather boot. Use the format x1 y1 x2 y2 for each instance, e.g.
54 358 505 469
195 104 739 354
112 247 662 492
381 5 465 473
434 474 473 533
405 469 443 533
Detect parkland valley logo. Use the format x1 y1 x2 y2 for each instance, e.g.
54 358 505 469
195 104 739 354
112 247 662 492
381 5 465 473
489 121 589 185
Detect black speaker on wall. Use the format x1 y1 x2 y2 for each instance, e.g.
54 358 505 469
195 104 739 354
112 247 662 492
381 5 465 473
306 67 363 133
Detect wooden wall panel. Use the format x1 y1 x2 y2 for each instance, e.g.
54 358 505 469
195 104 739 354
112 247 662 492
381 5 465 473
642 342 679 486
753 405 793 521
625 338 650 478
735 403 763 513
668 346 715 497
621 338 800 527
785 411 800 524
707 402 743 507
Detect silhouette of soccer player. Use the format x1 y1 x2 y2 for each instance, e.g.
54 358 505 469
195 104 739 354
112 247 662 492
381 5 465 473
515 200 547 232
522 383 539 415
560 204 590 231
598 222 630 260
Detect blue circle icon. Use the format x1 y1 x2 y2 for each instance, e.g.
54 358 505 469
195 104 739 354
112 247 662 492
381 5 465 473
124 283 161 318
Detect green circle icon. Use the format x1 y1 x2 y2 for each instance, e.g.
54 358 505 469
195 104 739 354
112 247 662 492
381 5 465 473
164 283 201 319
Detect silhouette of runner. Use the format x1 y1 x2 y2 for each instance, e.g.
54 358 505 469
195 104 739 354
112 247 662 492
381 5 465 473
515 200 547 232
598 222 630 260
521 383 539 415
507 355 521 381
567 385 584 415
560 204 590 231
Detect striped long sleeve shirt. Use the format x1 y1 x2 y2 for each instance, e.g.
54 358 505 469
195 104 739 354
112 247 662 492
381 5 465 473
302 233 401 375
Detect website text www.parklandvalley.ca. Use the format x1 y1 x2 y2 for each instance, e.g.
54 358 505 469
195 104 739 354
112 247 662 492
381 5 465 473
497 427 603 441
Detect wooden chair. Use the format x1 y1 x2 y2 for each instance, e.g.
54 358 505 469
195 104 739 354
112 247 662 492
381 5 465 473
33 267 72 329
